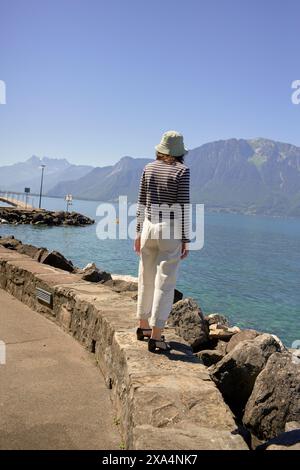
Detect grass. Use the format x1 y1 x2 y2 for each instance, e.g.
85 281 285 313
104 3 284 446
114 416 121 426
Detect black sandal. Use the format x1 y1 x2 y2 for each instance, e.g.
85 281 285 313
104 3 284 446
136 328 165 342
136 328 152 341
148 338 171 353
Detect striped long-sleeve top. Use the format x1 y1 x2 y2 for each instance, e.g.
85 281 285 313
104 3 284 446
136 159 190 243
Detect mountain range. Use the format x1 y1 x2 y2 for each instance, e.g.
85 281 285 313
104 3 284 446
186 138 300 216
1 138 300 216
0 155 93 193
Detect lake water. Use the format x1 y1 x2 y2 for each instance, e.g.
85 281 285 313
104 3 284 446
1 196 299 346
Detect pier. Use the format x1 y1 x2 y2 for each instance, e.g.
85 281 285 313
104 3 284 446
0 191 35 210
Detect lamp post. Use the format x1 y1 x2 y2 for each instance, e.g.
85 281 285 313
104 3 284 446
38 165 46 209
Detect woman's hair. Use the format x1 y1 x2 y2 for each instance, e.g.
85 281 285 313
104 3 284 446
156 152 185 164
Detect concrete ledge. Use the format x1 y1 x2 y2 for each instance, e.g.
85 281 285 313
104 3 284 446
0 246 248 450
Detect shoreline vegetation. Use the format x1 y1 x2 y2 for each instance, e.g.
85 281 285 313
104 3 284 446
0 234 299 450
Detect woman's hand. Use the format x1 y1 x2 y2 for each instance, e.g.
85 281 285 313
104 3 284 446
181 242 189 259
134 236 141 255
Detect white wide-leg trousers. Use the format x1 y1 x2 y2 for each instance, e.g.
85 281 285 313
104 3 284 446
136 218 182 329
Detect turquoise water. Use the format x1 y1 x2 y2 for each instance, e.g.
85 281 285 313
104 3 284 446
1 196 299 346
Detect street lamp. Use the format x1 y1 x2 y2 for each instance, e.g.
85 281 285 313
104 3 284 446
38 164 46 209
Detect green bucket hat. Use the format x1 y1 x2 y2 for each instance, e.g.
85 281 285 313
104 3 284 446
155 130 188 157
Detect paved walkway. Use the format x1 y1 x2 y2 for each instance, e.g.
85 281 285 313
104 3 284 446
0 289 120 450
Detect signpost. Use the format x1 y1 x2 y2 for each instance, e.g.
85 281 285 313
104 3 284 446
24 187 30 209
65 194 73 212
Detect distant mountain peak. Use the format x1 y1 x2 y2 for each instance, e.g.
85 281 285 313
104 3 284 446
0 155 93 194
42 156 70 166
25 155 70 167
26 155 41 164
119 155 133 161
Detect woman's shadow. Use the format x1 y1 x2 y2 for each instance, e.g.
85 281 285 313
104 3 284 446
163 340 201 363
256 429 300 450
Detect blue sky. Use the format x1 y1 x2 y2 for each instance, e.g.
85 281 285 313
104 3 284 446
0 0 299 166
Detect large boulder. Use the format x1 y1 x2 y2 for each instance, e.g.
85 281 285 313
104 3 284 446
209 324 240 342
215 340 228 355
0 236 21 250
167 298 210 351
104 276 139 292
33 247 48 262
226 329 261 354
210 334 285 417
40 250 74 273
0 210 20 223
42 214 54 225
206 313 230 327
243 352 300 441
103 276 140 300
63 211 94 226
79 262 112 283
52 211 65 220
205 314 241 342
15 243 40 258
32 212 44 223
196 349 225 366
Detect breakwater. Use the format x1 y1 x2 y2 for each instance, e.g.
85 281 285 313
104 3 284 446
0 207 94 226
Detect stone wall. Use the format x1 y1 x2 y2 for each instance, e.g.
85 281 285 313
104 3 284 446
0 245 248 450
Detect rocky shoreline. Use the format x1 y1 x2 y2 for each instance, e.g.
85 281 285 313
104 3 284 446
0 234 299 450
0 207 94 226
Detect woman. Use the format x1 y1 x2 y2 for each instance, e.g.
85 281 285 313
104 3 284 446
134 130 190 353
